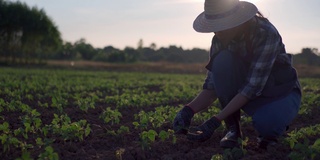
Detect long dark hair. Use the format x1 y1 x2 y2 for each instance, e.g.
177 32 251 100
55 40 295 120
256 11 268 21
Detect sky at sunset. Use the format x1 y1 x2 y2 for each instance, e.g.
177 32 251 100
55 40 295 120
10 0 320 54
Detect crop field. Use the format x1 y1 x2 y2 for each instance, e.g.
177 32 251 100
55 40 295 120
0 67 320 160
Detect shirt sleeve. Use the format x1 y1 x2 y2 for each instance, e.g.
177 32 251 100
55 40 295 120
202 36 219 90
239 29 282 99
203 71 215 90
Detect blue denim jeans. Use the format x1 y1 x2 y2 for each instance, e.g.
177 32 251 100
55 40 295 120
210 50 301 138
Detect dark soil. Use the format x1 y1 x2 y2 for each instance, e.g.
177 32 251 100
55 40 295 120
1 100 319 160
1 63 320 160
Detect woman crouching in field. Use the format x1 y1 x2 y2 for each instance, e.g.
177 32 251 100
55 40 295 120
173 0 301 149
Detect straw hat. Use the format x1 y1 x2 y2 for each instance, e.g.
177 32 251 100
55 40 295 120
193 0 258 32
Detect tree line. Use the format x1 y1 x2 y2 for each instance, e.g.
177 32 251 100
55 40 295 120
0 0 209 65
0 0 319 66
292 48 320 66
52 38 209 63
0 0 61 64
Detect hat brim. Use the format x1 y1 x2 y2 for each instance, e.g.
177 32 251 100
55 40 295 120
193 2 258 33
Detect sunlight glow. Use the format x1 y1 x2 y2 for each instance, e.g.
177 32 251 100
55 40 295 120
187 0 261 5
243 0 260 4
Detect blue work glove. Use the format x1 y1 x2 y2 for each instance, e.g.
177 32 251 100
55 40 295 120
187 116 221 142
173 106 194 134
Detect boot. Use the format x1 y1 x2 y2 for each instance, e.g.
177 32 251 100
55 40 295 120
220 110 243 148
258 136 278 149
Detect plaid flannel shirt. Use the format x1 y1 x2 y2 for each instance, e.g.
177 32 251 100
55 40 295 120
203 16 293 99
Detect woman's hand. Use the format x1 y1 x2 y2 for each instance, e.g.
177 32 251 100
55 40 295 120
173 106 194 134
187 116 221 142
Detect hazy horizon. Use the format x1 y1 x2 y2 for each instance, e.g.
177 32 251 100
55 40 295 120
9 0 320 54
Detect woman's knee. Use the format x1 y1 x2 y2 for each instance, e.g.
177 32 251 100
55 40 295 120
251 91 301 137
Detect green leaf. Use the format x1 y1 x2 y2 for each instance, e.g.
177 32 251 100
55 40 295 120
312 139 320 150
21 150 32 160
0 134 8 144
133 122 139 126
0 122 9 132
34 119 42 129
159 130 169 141
24 122 31 132
42 127 48 136
45 146 54 152
14 129 21 136
9 137 20 146
85 125 91 137
147 130 157 142
36 138 44 146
